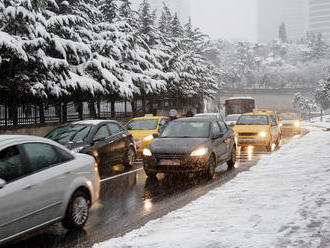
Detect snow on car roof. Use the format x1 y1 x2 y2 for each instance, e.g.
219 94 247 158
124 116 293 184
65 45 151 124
73 120 113 125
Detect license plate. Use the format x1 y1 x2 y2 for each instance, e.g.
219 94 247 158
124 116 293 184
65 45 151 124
159 159 181 166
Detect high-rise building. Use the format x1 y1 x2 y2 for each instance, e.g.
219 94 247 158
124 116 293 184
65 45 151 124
309 0 330 42
258 0 308 42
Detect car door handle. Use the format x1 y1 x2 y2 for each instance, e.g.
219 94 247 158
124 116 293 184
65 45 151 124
63 171 71 176
23 185 33 190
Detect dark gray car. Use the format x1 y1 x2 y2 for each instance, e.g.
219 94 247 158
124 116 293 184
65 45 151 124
143 118 236 179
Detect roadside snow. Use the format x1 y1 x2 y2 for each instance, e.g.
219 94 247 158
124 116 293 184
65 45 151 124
94 127 330 248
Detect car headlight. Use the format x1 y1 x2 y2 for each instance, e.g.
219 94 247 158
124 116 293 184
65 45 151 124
279 123 283 128
72 146 84 153
143 148 152 157
143 135 154 142
258 131 267 138
294 122 300 127
191 147 208 157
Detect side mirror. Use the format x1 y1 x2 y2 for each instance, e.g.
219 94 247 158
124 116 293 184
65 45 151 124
0 179 6 189
152 133 159 138
93 136 106 143
212 133 223 140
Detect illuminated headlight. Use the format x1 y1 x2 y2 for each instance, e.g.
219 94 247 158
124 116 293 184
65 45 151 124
191 147 208 157
72 146 84 153
279 123 283 128
258 131 267 138
143 135 154 142
143 148 152 157
294 122 300 127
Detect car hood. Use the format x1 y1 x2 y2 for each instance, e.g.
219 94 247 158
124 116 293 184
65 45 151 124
150 138 209 154
233 125 269 133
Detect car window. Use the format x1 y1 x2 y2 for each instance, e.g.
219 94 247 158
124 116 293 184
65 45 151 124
237 115 269 125
270 115 277 126
161 121 210 138
108 123 124 135
46 125 91 143
218 121 228 133
211 122 222 136
0 146 23 182
126 119 158 130
160 118 169 126
95 125 110 139
22 143 66 172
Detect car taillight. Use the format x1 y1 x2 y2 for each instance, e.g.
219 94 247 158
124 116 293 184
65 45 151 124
94 161 98 170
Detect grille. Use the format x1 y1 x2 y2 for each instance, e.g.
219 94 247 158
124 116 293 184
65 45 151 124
154 154 186 160
238 133 258 136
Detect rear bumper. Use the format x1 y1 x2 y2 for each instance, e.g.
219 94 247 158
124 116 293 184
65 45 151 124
281 126 301 133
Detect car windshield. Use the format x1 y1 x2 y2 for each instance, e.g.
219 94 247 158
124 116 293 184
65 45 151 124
46 125 92 143
236 115 269 125
126 119 158 130
280 114 298 120
225 115 240 121
194 114 218 119
160 121 210 138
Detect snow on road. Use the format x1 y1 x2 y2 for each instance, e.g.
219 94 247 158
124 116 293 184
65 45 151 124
94 127 330 248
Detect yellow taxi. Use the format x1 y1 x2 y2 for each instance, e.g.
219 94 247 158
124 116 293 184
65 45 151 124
126 115 169 154
279 112 301 134
233 111 281 151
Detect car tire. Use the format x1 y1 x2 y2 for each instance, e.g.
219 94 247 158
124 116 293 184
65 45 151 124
206 154 216 179
62 190 90 230
124 146 135 167
145 169 157 178
227 146 236 170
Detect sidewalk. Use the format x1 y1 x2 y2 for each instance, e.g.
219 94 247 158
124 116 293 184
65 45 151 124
94 126 330 248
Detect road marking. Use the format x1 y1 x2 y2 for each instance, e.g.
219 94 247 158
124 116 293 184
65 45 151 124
101 168 144 183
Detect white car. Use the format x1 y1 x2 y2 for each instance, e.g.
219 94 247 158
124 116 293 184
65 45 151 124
0 135 100 245
225 114 241 127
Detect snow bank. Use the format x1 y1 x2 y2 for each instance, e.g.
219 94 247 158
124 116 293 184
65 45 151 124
94 127 330 248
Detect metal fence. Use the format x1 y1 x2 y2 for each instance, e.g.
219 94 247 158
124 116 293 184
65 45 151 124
0 101 134 127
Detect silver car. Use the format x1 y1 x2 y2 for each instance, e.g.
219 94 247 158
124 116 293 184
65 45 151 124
0 135 100 245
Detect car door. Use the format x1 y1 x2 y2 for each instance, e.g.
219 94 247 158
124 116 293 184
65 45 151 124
107 122 127 163
0 145 31 243
92 124 112 167
218 121 233 159
211 122 227 163
270 115 279 141
17 142 74 229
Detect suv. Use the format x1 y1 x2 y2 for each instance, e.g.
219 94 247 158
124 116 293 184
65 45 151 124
0 135 100 245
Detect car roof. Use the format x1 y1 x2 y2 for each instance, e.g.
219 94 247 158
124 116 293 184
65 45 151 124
194 113 220 116
243 112 269 116
72 120 117 125
174 117 214 123
0 135 62 148
280 112 297 115
130 116 168 120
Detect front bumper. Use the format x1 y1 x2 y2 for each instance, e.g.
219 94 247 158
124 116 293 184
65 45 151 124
281 125 301 133
143 154 209 174
237 136 269 146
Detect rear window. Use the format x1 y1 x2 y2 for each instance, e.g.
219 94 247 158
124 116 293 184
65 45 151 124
46 125 92 143
126 119 158 130
280 114 298 120
237 115 269 125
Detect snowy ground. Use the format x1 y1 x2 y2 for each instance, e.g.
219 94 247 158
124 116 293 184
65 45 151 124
94 125 330 248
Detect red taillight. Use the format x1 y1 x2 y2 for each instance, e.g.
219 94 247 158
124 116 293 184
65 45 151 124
94 161 98 170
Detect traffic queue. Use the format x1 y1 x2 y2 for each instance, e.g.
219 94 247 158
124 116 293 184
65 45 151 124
0 104 302 245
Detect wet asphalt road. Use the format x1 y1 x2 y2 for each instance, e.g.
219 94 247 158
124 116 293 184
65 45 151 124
3 131 308 248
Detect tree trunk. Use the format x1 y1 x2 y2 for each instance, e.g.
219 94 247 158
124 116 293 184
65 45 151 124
9 104 18 126
39 102 45 124
111 100 115 118
321 107 323 122
62 102 67 123
88 101 97 119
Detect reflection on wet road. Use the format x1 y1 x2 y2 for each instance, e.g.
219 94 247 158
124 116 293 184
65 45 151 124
4 131 307 248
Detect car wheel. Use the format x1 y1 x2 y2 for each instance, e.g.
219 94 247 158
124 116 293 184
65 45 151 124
124 146 135 167
206 155 216 179
63 190 90 230
145 169 157 178
227 146 236 170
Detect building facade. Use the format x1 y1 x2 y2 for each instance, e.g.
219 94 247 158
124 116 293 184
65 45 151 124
258 0 308 42
309 0 330 42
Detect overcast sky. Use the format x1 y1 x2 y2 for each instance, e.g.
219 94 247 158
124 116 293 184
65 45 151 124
191 0 257 41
